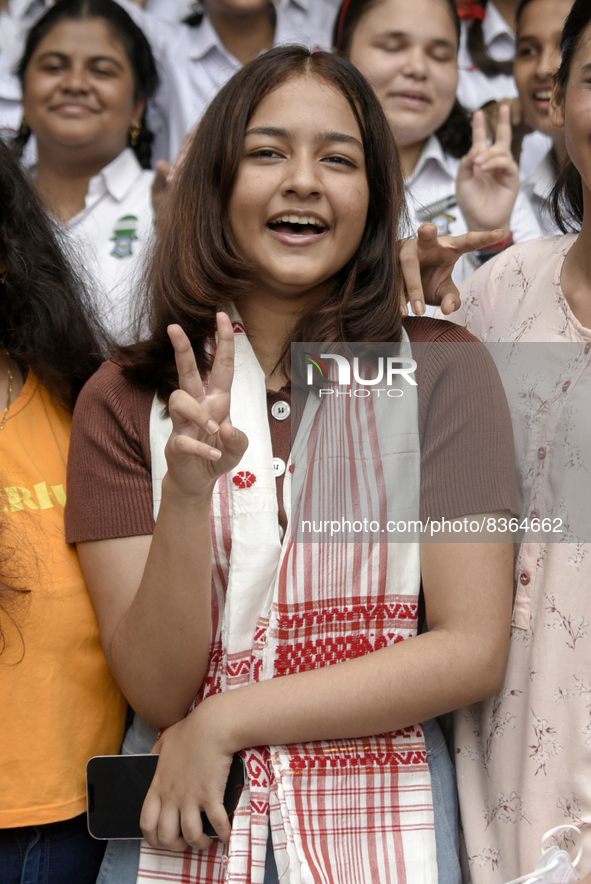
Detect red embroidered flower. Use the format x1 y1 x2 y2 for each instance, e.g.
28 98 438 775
233 470 256 488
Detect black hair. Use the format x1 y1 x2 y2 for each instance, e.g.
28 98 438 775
183 2 276 28
0 139 108 411
465 0 513 79
551 0 590 232
333 0 472 159
14 0 158 169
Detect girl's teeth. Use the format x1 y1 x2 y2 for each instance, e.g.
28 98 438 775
277 214 324 227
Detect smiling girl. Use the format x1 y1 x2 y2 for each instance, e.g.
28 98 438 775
66 46 517 884
513 0 573 233
13 0 158 342
334 0 541 297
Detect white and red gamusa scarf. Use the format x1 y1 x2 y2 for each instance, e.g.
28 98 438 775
139 321 437 884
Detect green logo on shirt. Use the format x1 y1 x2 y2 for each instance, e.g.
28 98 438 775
110 215 139 258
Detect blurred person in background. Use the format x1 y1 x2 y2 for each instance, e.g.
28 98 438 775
0 0 52 141
334 0 540 311
13 0 159 342
114 0 338 161
513 0 573 234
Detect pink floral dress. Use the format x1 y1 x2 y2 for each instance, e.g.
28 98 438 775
449 235 591 882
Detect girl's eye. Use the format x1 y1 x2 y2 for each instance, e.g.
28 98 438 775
379 41 405 53
92 67 118 77
249 148 283 159
323 155 356 168
431 50 454 63
41 63 65 72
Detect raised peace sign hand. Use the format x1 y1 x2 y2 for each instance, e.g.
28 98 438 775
456 104 520 237
164 314 248 499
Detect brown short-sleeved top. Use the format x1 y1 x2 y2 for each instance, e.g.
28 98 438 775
65 318 519 542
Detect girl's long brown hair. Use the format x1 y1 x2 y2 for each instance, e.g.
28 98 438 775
120 46 406 401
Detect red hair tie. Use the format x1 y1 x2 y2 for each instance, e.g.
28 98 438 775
336 0 355 47
456 0 486 21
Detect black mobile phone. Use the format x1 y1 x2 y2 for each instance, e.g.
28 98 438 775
86 752 245 840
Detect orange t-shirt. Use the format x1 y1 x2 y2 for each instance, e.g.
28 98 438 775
0 373 127 827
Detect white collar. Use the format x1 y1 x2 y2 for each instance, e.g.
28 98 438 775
483 1 515 45
524 149 556 200
4 0 51 20
186 0 310 62
405 135 457 186
93 147 145 202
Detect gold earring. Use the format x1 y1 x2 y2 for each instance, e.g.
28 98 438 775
20 115 29 136
0 273 7 284
129 124 142 147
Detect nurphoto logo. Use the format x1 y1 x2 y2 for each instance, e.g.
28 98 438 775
304 351 417 397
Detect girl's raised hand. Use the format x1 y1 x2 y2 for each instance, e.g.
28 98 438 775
164 313 248 498
456 105 520 236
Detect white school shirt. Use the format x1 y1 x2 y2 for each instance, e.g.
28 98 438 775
62 148 155 343
521 149 560 236
115 0 336 162
457 0 516 112
404 135 542 314
0 0 52 140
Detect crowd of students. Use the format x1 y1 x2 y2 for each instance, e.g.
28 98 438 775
1 1 590 883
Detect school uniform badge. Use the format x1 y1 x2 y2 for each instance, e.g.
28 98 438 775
110 215 139 258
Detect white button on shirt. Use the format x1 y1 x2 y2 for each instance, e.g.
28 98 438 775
62 148 155 343
116 0 337 161
273 457 286 478
405 135 542 314
271 400 291 421
457 0 516 112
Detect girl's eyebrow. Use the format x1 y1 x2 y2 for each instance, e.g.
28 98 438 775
36 50 124 69
245 126 363 150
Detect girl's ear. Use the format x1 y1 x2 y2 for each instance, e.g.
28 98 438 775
549 76 565 129
131 97 146 131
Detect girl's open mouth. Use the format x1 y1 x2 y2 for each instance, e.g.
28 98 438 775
267 214 329 244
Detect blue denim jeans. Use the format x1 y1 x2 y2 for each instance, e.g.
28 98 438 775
0 813 106 884
424 716 461 884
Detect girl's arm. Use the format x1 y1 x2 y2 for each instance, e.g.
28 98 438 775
77 317 248 726
140 530 513 851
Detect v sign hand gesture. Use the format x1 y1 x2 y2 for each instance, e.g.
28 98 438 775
165 313 248 499
456 105 520 238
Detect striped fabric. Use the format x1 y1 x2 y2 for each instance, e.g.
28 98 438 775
140 323 437 883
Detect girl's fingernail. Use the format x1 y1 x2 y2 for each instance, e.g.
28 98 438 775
207 420 219 434
414 301 425 316
210 449 222 460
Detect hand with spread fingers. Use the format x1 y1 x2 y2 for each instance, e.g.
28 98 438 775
457 105 520 237
141 697 234 853
400 223 506 316
165 313 248 499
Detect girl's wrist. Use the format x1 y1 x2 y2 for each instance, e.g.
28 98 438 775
190 692 246 755
474 231 514 264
